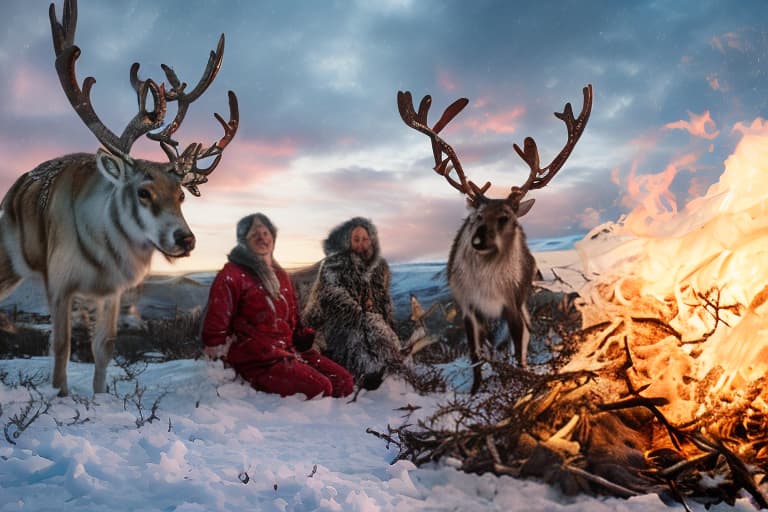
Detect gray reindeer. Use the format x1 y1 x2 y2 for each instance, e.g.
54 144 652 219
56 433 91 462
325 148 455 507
398 85 592 393
0 0 238 396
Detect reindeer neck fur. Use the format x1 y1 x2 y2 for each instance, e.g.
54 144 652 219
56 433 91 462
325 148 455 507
70 167 156 291
447 202 536 318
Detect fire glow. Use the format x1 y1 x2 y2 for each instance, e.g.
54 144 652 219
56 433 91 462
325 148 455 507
575 117 768 425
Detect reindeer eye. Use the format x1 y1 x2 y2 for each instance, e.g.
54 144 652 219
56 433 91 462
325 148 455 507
498 216 509 228
179 191 185 203
137 188 151 201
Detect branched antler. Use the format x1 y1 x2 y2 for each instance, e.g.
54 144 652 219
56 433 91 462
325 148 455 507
49 0 239 195
399 85 593 207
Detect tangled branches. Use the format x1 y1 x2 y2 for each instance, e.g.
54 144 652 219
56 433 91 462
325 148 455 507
383 284 768 509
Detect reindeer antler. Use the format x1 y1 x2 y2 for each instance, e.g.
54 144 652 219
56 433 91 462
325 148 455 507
148 35 240 195
49 0 239 196
510 84 593 204
50 0 166 157
398 91 491 205
398 85 593 207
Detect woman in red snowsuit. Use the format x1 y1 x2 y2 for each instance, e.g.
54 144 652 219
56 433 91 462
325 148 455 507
202 213 353 399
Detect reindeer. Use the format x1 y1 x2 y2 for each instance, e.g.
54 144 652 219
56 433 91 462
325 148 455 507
398 85 592 394
0 0 239 396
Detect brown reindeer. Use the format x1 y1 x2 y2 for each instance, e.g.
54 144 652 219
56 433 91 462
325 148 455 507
398 85 592 393
0 0 239 396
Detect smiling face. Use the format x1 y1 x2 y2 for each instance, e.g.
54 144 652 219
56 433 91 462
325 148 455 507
350 225 373 261
245 219 275 258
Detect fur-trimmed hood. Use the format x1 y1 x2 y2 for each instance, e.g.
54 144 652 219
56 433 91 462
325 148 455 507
322 217 381 265
303 216 401 379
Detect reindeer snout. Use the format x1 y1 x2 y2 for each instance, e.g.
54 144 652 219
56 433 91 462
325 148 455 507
471 225 489 250
174 229 196 253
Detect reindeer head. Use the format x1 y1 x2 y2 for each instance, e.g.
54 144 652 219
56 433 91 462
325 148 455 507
397 86 592 257
457 196 535 257
49 0 239 258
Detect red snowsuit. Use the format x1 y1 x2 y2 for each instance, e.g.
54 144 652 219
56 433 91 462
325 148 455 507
202 262 353 398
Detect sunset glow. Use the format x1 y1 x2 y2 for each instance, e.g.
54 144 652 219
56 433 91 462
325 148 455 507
0 0 766 273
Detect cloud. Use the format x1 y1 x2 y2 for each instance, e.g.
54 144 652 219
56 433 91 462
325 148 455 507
707 74 722 91
437 69 459 93
8 66 70 118
576 207 603 230
377 196 465 262
313 166 405 199
464 106 526 135
664 111 719 139
711 32 744 54
3 0 768 269
620 151 703 215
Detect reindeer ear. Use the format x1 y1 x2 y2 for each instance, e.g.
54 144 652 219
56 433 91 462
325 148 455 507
515 198 536 217
95 148 130 185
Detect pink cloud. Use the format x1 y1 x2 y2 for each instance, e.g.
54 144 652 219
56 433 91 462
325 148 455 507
664 111 719 140
132 135 298 191
628 131 662 151
707 74 722 91
378 196 465 262
687 175 710 202
576 207 603 230
620 152 702 215
437 69 459 92
609 166 622 186
10 66 70 117
711 32 744 54
464 105 526 135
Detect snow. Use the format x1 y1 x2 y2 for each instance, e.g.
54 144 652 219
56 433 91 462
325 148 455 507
0 255 756 510
0 357 735 512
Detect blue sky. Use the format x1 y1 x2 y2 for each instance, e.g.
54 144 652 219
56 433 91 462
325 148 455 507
1 0 767 271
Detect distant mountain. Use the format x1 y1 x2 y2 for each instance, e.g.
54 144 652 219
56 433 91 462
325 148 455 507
0 263 452 325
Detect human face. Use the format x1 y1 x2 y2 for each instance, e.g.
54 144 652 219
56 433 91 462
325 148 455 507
350 226 373 261
245 220 274 258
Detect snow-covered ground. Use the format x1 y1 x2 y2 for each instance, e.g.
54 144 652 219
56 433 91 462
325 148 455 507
2 357 746 512
0 251 756 511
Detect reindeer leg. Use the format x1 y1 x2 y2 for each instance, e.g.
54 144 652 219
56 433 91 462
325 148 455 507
92 296 119 394
0 243 21 300
465 311 486 395
0 245 22 330
50 291 74 397
503 304 530 369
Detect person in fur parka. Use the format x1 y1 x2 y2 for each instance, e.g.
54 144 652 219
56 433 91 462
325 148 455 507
302 217 403 388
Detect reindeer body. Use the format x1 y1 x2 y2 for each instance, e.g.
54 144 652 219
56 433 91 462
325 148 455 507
0 152 194 395
448 198 537 393
3 0 239 396
398 85 592 394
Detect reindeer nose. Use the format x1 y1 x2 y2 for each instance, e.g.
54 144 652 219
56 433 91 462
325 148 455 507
174 230 196 252
471 225 487 250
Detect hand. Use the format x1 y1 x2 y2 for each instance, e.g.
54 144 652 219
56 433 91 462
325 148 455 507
203 334 235 360
292 327 315 352
203 344 228 360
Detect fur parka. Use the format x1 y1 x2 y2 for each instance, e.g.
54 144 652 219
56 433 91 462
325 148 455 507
302 217 402 379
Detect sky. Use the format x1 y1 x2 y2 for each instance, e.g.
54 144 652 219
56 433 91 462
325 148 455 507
1 0 767 272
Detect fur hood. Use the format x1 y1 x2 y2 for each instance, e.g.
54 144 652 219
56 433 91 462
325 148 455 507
227 243 281 298
322 217 381 264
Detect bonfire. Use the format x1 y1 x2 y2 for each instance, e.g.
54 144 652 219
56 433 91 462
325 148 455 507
388 120 768 508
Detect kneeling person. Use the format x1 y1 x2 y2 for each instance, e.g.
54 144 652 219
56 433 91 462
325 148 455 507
202 213 354 399
303 217 403 389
